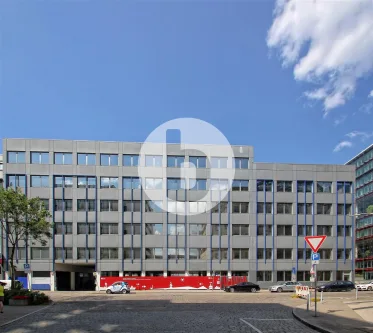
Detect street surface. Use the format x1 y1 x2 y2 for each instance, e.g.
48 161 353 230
2 290 371 333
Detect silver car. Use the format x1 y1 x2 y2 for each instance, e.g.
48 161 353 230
269 281 302 293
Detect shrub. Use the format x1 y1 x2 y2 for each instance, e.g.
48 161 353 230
4 289 49 305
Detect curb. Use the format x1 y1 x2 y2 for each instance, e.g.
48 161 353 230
292 307 333 333
0 302 54 328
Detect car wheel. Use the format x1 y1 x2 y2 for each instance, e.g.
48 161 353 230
368 286 372 291
277 288 283 293
251 288 257 293
106 290 112 294
230 287 235 293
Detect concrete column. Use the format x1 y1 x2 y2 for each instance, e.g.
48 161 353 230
50 271 55 291
95 272 100 291
70 272 75 291
228 271 232 278
141 271 146 277
5 271 10 280
27 272 32 290
207 271 211 277
163 271 167 277
119 272 124 277
185 271 189 276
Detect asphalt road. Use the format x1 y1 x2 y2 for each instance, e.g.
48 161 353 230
2 291 322 333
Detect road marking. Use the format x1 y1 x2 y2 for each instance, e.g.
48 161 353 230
241 318 293 321
0 304 53 328
240 318 263 333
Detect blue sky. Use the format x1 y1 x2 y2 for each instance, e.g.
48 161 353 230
1 1 373 164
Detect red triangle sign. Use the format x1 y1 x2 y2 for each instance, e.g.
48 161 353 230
304 235 327 253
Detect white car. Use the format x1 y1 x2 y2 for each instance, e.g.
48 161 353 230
269 281 302 293
356 281 373 291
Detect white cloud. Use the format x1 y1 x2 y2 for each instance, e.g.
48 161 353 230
369 90 373 98
333 141 353 152
334 115 347 126
267 0 373 115
359 103 373 114
345 130 373 141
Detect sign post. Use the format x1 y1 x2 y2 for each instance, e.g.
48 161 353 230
291 267 296 282
304 235 327 318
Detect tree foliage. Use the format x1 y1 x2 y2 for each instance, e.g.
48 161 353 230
366 205 373 214
0 187 52 289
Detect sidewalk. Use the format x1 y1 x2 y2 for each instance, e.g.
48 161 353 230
0 304 51 327
293 298 373 333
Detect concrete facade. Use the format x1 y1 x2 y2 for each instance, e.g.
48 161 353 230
2 138 356 288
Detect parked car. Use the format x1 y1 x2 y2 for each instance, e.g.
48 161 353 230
268 281 302 293
317 280 355 292
106 281 130 294
356 281 373 291
224 282 260 293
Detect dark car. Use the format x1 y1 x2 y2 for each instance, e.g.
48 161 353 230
224 282 260 293
317 280 355 292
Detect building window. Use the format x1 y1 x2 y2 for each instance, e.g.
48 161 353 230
337 225 352 237
167 248 185 260
100 223 118 235
277 203 292 214
100 248 119 259
54 153 72 165
211 248 228 260
189 179 207 191
167 224 185 235
54 199 73 211
297 181 313 193
145 178 163 190
211 202 228 213
39 199 49 210
297 203 313 215
101 271 120 277
77 176 96 188
317 181 332 193
145 200 163 213
337 182 352 194
257 225 272 236
189 248 208 260
257 249 272 259
123 223 141 235
277 181 292 192
232 180 249 191
297 226 313 236
54 176 73 188
123 154 139 167
54 223 73 235
167 156 185 168
77 248 95 260
277 225 292 236
167 178 185 190
317 225 332 236
167 201 186 214
145 248 163 259
100 154 118 166
145 155 162 167
55 247 72 260
257 180 273 192
100 177 118 189
297 271 311 281
232 224 249 236
188 201 207 213
233 157 249 169
7 175 26 189
31 247 49 259
337 249 351 259
337 204 352 215
210 179 228 191
232 248 249 260
319 249 332 260
7 151 25 164
317 203 332 215
257 271 272 281
257 202 273 214
123 177 141 189
212 224 228 236
189 224 207 236
77 199 96 211
211 157 228 168
317 271 332 281
232 202 249 213
77 153 96 165
77 223 95 234
145 223 163 235
31 175 49 188
31 152 49 164
123 248 141 260
189 156 206 168
8 247 26 259
297 249 312 260
277 271 292 281
277 249 292 259
100 200 118 212
123 200 141 212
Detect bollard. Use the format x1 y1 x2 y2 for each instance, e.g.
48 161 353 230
321 291 323 303
307 293 310 311
356 287 358 300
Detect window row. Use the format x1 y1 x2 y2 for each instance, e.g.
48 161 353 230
6 151 249 169
257 202 352 215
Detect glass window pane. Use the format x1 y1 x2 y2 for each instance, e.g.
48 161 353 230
78 154 86 165
101 154 109 166
87 154 96 165
64 154 72 164
110 155 118 166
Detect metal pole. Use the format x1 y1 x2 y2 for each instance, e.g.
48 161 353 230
314 264 317 317
321 291 323 303
356 286 358 300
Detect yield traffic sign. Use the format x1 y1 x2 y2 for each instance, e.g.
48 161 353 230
304 235 327 253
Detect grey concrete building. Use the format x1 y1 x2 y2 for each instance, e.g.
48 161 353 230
1 138 355 290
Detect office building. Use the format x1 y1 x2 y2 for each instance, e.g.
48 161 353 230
2 138 355 290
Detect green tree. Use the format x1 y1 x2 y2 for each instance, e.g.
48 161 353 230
0 187 52 289
366 205 373 214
